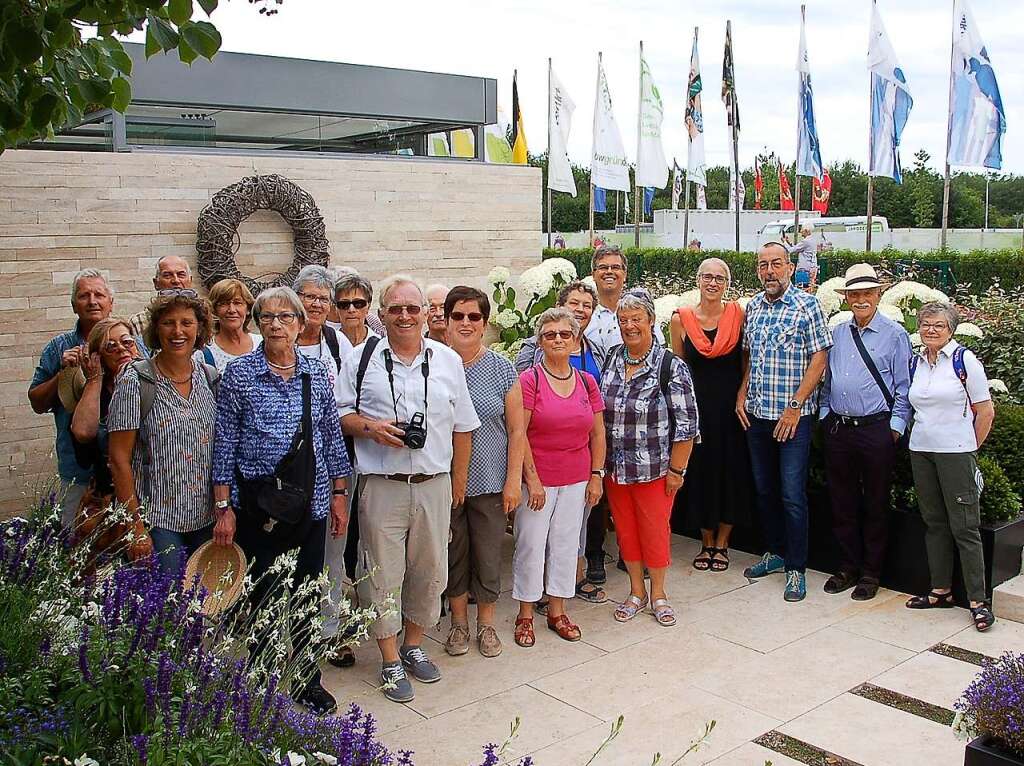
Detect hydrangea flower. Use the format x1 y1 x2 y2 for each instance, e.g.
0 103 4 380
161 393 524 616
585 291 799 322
486 266 511 286
737 296 751 310
954 322 984 338
653 294 686 329
880 280 946 310
517 265 554 298
877 304 905 323
815 277 847 316
828 311 854 329
989 379 1009 394
542 257 578 284
581 275 597 289
492 309 520 330
909 332 922 347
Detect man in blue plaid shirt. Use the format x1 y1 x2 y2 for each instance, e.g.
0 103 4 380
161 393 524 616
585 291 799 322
736 242 832 602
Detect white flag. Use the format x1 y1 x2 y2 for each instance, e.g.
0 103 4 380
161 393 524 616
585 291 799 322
947 0 1006 169
796 11 824 179
548 67 577 196
671 162 683 210
636 49 668 189
868 2 913 182
591 57 631 192
686 32 708 187
728 165 746 211
696 184 707 210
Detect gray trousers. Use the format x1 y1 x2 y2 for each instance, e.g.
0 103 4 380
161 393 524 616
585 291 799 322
910 450 987 603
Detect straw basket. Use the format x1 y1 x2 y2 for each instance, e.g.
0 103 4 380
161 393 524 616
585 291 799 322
183 541 247 616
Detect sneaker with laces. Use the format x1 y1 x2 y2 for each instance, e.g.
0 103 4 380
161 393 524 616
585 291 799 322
743 552 786 579
444 623 470 656
784 570 807 602
477 624 502 658
398 644 441 683
380 661 414 703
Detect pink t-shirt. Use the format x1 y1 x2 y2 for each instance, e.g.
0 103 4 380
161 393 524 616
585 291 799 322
520 365 604 487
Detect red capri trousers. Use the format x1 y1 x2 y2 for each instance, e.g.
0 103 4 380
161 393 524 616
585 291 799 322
604 475 673 569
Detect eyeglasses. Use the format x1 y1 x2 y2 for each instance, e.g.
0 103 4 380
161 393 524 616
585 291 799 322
594 264 626 273
335 298 368 310
102 337 136 353
449 311 484 323
257 312 299 326
698 274 728 285
540 330 574 340
157 288 199 298
920 322 949 332
297 292 331 306
385 304 423 316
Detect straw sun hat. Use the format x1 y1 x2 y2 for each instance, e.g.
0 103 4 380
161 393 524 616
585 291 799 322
184 541 247 616
57 366 88 413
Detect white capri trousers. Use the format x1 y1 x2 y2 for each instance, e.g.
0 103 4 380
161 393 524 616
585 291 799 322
512 480 588 603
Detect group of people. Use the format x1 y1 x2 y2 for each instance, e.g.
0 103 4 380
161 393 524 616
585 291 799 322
28 242 997 714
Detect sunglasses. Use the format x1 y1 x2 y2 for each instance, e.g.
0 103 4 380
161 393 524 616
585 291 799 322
102 337 136 353
385 304 423 316
335 299 368 310
541 330 574 341
449 311 484 323
158 288 199 298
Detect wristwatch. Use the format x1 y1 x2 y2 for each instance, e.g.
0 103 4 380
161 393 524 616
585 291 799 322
333 488 349 497
788 398 802 410
668 465 687 477
214 499 231 510
591 469 606 479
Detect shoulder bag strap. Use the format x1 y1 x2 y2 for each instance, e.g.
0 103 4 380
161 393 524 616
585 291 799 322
323 325 342 372
354 336 381 414
850 325 895 411
301 371 315 493
659 350 677 441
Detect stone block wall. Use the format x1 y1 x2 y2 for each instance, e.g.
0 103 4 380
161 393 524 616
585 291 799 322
0 148 541 516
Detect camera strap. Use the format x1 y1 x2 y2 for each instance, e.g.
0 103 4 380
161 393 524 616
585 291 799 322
382 347 430 423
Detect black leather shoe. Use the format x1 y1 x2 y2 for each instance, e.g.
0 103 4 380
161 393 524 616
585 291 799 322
294 683 338 716
586 556 607 585
327 647 355 668
824 570 859 594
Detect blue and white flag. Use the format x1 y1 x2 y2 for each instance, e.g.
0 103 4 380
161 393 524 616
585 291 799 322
795 11 824 179
643 186 655 217
593 187 607 213
868 2 912 183
947 0 1006 170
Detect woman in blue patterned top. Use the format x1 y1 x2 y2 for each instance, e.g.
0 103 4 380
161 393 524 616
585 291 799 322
442 285 525 659
211 286 351 716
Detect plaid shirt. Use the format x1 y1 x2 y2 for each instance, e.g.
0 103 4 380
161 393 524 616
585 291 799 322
743 285 832 420
601 344 700 484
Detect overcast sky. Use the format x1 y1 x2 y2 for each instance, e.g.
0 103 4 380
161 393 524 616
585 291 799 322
184 0 1021 174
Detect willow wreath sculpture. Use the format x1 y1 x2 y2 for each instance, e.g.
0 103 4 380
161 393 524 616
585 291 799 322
196 174 330 294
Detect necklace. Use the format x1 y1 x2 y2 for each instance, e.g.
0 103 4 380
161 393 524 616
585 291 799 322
541 361 573 381
462 346 486 367
155 357 192 385
623 343 654 367
267 357 296 370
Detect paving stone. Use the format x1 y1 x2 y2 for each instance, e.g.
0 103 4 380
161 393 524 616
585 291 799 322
870 651 982 710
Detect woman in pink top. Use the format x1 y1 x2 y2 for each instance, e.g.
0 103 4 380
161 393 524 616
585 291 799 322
512 308 606 648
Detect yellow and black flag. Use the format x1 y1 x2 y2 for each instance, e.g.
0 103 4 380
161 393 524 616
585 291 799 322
511 70 528 164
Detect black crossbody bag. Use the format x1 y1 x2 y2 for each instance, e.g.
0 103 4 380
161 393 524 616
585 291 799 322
850 325 895 412
239 372 314 527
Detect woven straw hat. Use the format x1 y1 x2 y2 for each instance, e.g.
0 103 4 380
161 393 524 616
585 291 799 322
184 541 247 616
57 367 87 412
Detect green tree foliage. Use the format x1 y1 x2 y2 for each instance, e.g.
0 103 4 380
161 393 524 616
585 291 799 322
0 0 238 153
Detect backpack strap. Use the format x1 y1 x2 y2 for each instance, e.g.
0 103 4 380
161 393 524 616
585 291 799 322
952 346 970 399
601 343 622 379
354 336 382 414
659 350 677 441
201 345 215 367
200 361 221 400
322 325 342 372
909 354 920 383
132 358 158 424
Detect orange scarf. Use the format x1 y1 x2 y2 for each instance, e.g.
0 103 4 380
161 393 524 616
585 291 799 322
676 302 743 359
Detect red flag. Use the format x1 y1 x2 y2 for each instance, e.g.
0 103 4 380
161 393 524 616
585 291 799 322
754 164 764 209
812 171 832 214
778 163 795 211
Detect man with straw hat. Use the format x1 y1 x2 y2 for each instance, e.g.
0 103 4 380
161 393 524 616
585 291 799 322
819 264 912 601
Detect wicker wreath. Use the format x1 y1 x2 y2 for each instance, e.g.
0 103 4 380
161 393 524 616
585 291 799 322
196 174 329 294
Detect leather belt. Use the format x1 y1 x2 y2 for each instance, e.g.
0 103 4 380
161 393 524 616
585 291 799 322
381 473 439 484
834 411 889 428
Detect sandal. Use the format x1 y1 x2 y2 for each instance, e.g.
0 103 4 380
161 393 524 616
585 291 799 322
905 590 955 609
692 546 713 571
547 613 581 642
514 616 535 647
613 594 649 623
971 604 995 632
575 579 607 604
535 597 550 616
709 548 730 573
650 598 677 627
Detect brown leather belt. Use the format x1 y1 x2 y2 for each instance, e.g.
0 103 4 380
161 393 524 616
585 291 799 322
381 473 439 484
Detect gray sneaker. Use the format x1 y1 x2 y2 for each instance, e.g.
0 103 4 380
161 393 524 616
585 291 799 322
444 623 470 656
379 661 414 703
398 644 442 683
477 624 502 658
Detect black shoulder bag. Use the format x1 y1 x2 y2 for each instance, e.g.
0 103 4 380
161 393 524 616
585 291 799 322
849 325 894 411
239 372 314 528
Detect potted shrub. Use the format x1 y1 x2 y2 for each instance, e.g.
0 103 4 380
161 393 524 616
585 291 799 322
956 652 1024 765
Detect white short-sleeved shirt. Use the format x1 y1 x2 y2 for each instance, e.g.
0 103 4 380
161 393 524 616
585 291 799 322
298 330 354 411
206 333 263 372
338 337 480 475
585 302 665 351
908 340 990 453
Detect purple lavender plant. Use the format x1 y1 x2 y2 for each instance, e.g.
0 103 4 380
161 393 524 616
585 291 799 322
955 651 1024 756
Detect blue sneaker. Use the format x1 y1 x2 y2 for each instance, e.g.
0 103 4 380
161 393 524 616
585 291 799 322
743 552 785 579
398 644 441 683
379 662 414 703
784 570 807 602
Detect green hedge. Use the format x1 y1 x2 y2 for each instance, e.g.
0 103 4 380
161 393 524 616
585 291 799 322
544 247 1024 294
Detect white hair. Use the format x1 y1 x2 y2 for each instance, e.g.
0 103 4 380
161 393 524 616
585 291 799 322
71 268 112 301
424 283 449 300
697 257 732 283
378 273 424 308
153 255 191 279
253 286 307 324
292 265 334 293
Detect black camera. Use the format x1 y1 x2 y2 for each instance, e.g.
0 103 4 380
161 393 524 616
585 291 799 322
396 412 427 449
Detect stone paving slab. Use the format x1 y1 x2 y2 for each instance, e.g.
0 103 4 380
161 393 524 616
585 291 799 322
870 650 983 710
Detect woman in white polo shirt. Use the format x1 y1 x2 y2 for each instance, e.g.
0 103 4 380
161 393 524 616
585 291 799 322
904 302 996 632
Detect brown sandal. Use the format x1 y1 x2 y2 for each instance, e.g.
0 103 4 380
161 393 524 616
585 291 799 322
546 613 582 642
514 616 535 647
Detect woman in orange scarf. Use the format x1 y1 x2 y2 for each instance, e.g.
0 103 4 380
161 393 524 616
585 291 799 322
669 258 752 572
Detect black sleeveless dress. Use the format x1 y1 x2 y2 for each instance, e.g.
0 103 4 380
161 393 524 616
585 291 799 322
676 326 751 530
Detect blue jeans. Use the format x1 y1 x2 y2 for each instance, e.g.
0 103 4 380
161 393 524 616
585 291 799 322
745 414 813 572
150 525 213 575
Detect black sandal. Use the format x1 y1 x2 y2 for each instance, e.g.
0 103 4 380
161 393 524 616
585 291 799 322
692 546 713 571
971 604 995 632
709 548 730 572
905 590 955 609
575 579 607 604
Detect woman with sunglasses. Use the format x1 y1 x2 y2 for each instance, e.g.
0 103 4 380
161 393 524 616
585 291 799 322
512 308 605 647
333 272 381 348
107 291 219 574
441 286 525 659
206 278 261 371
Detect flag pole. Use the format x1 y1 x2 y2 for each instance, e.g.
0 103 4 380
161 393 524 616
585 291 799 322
590 52 601 250
727 20 740 253
940 0 956 252
546 58 553 249
634 41 643 248
683 171 691 247
866 0 876 254
794 6 805 245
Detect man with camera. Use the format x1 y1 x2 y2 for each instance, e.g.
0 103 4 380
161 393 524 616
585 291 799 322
339 274 479 704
